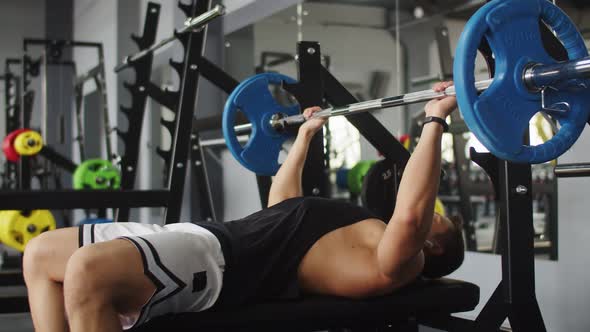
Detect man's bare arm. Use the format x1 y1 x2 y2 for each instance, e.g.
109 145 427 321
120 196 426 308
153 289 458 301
376 81 456 279
268 107 326 207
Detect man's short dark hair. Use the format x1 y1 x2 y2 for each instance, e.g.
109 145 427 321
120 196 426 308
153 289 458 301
422 215 465 279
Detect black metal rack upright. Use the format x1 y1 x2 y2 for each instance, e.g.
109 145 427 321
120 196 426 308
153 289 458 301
187 57 242 221
114 2 161 222
283 42 330 197
286 41 410 200
116 0 227 223
159 0 212 223
470 152 546 332
117 0 215 224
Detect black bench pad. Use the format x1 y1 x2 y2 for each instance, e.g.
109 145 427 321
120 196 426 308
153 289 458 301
132 278 479 331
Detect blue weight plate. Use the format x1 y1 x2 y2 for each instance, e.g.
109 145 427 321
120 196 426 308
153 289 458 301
223 73 299 175
336 168 349 190
454 0 590 163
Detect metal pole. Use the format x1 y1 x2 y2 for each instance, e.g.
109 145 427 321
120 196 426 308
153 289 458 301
41 52 48 138
296 3 303 42
395 0 401 95
114 4 225 73
554 163 590 178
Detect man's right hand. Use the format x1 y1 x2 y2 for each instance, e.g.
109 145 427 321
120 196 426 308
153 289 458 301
298 107 328 137
424 81 457 118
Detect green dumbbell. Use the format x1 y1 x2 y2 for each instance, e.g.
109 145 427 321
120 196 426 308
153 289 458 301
347 160 376 194
73 159 121 190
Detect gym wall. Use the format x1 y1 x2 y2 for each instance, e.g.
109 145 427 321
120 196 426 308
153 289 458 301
0 0 46 153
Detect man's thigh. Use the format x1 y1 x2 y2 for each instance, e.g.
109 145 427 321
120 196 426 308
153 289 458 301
77 239 156 315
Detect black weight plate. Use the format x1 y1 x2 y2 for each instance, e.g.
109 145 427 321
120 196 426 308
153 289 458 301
361 159 397 222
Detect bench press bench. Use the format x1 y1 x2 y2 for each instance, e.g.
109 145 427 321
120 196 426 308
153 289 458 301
131 278 479 331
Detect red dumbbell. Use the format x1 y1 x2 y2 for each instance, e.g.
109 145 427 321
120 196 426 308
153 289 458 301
2 129 32 162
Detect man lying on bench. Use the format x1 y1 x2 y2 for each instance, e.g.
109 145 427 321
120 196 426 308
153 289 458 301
23 81 465 332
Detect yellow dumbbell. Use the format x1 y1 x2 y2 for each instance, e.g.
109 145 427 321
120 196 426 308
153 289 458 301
435 198 446 217
0 210 56 252
13 130 43 156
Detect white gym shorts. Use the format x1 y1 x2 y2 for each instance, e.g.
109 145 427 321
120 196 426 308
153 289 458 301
78 222 226 330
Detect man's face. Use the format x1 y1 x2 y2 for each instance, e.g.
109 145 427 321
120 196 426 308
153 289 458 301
426 213 454 253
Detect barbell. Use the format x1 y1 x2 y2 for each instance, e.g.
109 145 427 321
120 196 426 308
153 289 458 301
114 4 225 73
222 0 590 175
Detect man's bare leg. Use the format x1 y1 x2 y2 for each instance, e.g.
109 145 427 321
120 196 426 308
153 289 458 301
63 239 155 332
23 228 79 332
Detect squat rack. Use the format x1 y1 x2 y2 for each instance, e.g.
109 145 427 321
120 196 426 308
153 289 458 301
278 41 555 331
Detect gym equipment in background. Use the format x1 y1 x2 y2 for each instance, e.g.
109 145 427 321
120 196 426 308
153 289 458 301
223 73 299 175
335 160 376 194
73 159 121 190
222 0 589 175
2 129 121 190
2 129 31 162
0 210 56 252
360 159 446 221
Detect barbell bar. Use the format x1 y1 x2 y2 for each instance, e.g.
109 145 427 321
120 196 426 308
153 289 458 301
114 4 225 73
524 56 590 91
233 78 494 135
232 56 589 136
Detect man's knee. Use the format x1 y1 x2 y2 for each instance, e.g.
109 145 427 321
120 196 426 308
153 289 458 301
63 246 113 312
22 233 51 281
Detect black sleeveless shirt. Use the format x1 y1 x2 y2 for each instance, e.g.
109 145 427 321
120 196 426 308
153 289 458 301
198 197 379 308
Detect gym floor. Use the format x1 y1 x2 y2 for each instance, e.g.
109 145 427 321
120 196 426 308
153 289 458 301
0 313 32 332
